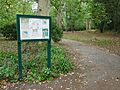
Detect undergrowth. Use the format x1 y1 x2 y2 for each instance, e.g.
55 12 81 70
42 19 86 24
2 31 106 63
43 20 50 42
0 43 74 83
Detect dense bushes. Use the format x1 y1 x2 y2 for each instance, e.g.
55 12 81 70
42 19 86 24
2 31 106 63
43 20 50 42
0 23 17 40
52 23 63 43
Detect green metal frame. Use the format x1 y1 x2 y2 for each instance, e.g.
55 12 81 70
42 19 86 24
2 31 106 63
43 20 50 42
16 14 51 80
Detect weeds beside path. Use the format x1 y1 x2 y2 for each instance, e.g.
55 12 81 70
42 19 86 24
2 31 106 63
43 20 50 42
0 39 74 90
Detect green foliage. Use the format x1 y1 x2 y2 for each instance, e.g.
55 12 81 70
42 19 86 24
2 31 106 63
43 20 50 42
39 67 52 81
0 0 34 35
51 46 73 74
0 43 73 82
0 51 17 80
74 20 86 31
50 6 63 42
93 0 120 32
52 23 63 43
50 0 94 31
50 0 63 10
0 23 17 40
50 0 120 32
23 44 73 82
65 0 83 31
92 3 107 23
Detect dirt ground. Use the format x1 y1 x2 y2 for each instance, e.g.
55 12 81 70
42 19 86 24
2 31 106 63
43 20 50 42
3 39 120 90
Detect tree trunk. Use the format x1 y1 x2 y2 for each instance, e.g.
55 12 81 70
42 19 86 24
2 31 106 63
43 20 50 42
38 0 50 16
56 0 64 29
99 21 104 33
88 20 91 30
86 19 89 30
56 9 62 28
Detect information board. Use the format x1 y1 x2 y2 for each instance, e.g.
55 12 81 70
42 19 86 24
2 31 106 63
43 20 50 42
16 14 51 80
20 17 50 40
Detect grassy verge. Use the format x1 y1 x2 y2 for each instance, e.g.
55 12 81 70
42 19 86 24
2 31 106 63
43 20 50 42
0 40 74 84
63 31 120 55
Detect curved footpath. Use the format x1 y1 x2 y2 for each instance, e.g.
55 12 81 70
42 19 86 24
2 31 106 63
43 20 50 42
62 39 120 90
7 39 120 90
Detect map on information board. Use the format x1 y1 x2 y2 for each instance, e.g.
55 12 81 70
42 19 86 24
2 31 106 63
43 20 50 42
20 17 50 40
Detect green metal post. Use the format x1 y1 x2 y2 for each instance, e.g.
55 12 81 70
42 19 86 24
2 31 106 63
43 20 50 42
47 40 51 68
18 42 22 80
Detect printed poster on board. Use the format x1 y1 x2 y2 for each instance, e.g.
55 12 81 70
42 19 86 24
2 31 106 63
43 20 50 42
20 18 49 40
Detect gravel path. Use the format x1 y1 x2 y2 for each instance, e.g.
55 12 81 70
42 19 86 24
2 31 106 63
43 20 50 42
6 39 120 90
62 39 120 90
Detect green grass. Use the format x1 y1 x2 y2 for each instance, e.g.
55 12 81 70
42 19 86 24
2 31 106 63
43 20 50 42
0 41 74 83
91 39 120 46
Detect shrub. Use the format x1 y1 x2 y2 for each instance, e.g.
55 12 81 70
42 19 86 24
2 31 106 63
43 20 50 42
0 23 17 40
52 23 63 43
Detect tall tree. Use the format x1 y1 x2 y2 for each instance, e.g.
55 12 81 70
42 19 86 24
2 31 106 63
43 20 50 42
93 0 120 32
38 0 50 16
50 0 64 28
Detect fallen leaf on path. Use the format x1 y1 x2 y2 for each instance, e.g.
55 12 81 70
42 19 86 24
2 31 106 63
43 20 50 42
60 86 63 88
